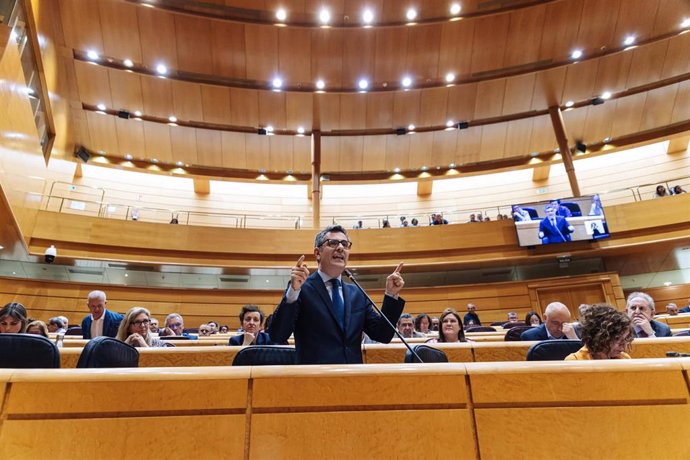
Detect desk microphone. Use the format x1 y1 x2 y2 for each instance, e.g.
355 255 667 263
666 351 690 357
344 269 424 363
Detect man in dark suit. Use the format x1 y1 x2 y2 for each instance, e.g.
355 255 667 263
521 302 579 341
463 303 481 326
269 225 405 364
81 290 124 339
538 204 574 244
626 292 672 338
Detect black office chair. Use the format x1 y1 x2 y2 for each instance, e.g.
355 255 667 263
404 344 449 363
76 336 139 368
232 345 296 366
522 207 539 220
64 327 82 336
490 321 506 326
526 340 583 361
504 326 534 341
465 326 497 333
0 333 60 368
502 321 527 329
560 202 582 217
159 335 191 340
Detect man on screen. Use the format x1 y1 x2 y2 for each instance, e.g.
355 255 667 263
269 225 406 364
538 204 574 244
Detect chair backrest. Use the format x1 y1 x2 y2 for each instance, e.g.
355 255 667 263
232 346 296 366
465 326 497 333
404 345 449 363
522 207 539 219
526 340 583 361
159 335 191 340
504 326 534 341
0 333 60 368
490 321 506 326
76 337 139 368
561 202 582 216
502 321 527 329
64 327 82 336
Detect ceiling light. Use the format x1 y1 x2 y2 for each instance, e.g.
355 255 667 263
570 49 583 59
315 79 326 91
445 72 455 83
124 154 133 160
421 165 428 171
276 8 287 21
565 100 574 108
393 167 401 173
450 3 461 15
86 50 99 60
446 120 454 127
151 158 159 164
266 125 274 135
297 126 305 135
603 137 612 144
319 8 331 24
358 78 369 90
96 103 106 111
134 111 142 117
623 35 636 46
123 59 134 68
272 77 283 89
362 9 374 24
449 162 456 168
407 124 415 131
401 76 412 88
682 18 690 28
176 161 184 166
601 91 612 100
406 8 417 21
168 115 177 123
155 63 167 75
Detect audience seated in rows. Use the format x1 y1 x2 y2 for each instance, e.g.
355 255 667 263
149 317 159 333
463 303 481 326
672 185 686 194
229 305 277 346
47 317 67 333
160 313 197 339
665 303 679 316
521 302 580 341
524 311 542 326
427 309 467 343
116 307 168 348
414 313 431 335
430 316 439 331
626 292 671 338
81 290 124 339
431 213 448 225
506 311 519 323
566 305 633 360
0 303 28 333
396 313 425 338
655 185 670 198
219 325 230 333
26 320 49 337
198 323 216 336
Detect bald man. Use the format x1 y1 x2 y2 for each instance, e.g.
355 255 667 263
521 302 579 341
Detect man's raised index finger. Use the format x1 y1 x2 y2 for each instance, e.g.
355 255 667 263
296 255 305 266
394 262 404 273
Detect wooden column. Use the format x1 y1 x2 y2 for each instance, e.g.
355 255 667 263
549 106 581 197
311 130 321 229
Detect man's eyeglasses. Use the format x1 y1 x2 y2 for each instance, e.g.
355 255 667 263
321 239 352 249
133 319 151 326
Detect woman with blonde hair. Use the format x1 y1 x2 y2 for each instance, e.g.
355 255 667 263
116 307 168 348
26 320 49 337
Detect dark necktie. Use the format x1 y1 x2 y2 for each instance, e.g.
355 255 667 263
330 278 345 330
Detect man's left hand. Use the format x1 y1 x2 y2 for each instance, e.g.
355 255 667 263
385 262 405 297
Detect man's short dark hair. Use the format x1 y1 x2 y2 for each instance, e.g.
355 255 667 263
49 317 66 328
397 313 413 326
240 304 265 323
314 225 348 248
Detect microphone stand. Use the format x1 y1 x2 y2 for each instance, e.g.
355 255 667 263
344 269 424 363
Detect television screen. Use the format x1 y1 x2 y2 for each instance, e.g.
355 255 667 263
512 194 610 247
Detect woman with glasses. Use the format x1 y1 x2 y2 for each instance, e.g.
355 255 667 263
116 307 168 347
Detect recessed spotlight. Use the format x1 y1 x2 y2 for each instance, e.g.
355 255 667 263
276 8 287 21
123 58 134 68
445 72 455 83
407 124 415 131
449 162 456 168
96 103 106 111
124 154 133 160
421 165 428 171
272 77 283 89
176 161 184 166
603 137 612 144
134 111 142 117
319 8 331 24
450 3 461 15
446 120 455 127
682 18 690 28
406 8 417 21
151 158 159 164
393 167 401 173
601 91 612 100
401 76 412 88
623 35 636 46
315 79 326 91
124 273 129 277
358 78 369 90
86 50 99 60
266 125 274 135
362 9 374 25
664 281 672 286
565 100 574 108
155 63 167 75
168 115 177 123
570 49 583 59
297 126 305 135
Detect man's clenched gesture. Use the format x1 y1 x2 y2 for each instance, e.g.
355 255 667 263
385 262 405 297
291 255 310 290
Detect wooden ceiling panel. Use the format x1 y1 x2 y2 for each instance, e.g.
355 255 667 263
229 88 259 127
613 0 660 43
278 27 312 84
431 129 457 168
285 93 313 131
320 137 340 171
60 0 103 52
470 14 509 74
365 92 394 129
638 84 679 131
392 90 421 128
171 81 203 122
575 0 619 50
455 127 482 165
86 111 119 154
97 0 141 62
626 41 669 89
406 132 431 169
561 106 588 142
531 67 566 108
201 86 232 124
447 84 478 122
311 29 344 87
174 15 214 75
503 118 534 158
137 7 179 69
528 115 557 153
73 61 111 106
538 0 584 61
610 93 647 138
244 24 278 81
220 131 246 170
142 122 173 162
338 137 364 172
339 93 367 130
593 52 633 94
268 135 294 172
210 22 247 79
474 79 506 120
670 80 690 123
361 136 387 171
661 32 690 78
386 134 411 171
419 87 449 126
374 27 408 83
503 6 545 68
114 117 145 158
583 100 616 143
258 91 287 128
651 0 690 35
479 123 508 161
341 29 376 86
438 21 475 78
108 70 144 114
244 134 270 170
140 75 173 119
405 24 441 78
318 94 341 130
293 136 311 172
502 74 535 115
561 59 600 103
170 127 199 166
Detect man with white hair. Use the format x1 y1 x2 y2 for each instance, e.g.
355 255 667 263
81 290 123 339
521 302 579 341
626 292 671 338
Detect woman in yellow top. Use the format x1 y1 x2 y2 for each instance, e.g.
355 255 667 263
566 304 633 360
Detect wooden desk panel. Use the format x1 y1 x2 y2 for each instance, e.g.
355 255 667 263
363 343 474 364
471 341 531 362
59 346 241 368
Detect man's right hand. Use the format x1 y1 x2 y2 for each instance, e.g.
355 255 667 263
632 316 655 336
290 255 309 290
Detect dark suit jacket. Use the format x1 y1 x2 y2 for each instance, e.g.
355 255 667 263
228 331 275 346
520 324 580 341
463 312 481 326
81 309 124 339
268 272 405 364
539 216 572 244
634 320 672 338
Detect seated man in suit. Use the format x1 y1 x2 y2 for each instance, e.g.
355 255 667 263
81 290 124 339
521 302 580 341
269 224 406 364
160 313 197 339
665 303 679 316
538 203 574 244
463 303 481 326
679 298 690 313
626 292 672 338
397 313 425 338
